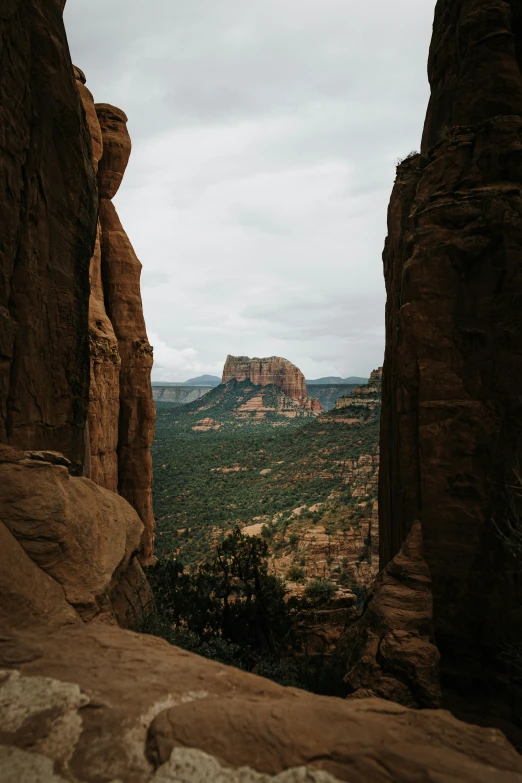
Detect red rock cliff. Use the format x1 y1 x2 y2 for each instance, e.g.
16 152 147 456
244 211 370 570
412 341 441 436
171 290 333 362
72 77 156 563
96 104 156 564
379 0 522 727
222 355 322 413
74 68 121 496
0 0 96 474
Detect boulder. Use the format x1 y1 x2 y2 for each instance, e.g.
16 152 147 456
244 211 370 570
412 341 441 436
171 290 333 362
0 444 149 626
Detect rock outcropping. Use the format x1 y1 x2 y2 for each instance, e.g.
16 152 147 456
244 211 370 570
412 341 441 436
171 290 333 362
335 369 382 414
379 0 522 730
74 67 120 496
73 75 156 563
0 444 151 629
223 356 322 413
336 522 441 709
96 103 156 564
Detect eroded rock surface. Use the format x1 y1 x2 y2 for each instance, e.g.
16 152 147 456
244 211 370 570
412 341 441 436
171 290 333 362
379 0 522 728
0 444 150 627
74 70 121 494
0 623 520 783
223 356 322 413
336 522 441 709
96 105 156 564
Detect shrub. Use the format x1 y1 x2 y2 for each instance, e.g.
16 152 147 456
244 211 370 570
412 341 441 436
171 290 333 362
285 564 305 582
288 533 299 548
304 579 337 603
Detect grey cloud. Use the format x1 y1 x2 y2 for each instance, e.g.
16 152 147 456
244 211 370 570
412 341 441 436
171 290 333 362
64 0 435 380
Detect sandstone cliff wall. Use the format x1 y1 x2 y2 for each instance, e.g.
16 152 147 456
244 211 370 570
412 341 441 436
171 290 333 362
0 0 97 474
379 0 522 725
72 80 156 563
223 355 322 413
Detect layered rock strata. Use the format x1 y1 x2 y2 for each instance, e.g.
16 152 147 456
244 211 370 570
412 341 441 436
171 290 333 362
152 385 211 404
0 0 97 473
335 368 382 413
379 0 522 728
223 355 322 413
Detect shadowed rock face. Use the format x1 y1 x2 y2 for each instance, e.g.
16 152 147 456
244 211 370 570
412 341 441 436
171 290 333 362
96 105 156 564
380 0 522 729
336 522 441 709
0 0 96 473
223 355 322 413
74 70 121 495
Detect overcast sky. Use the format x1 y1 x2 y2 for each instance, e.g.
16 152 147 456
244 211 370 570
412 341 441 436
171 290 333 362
64 1 435 381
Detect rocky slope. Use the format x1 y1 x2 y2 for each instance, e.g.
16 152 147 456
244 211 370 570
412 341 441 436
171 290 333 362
223 355 322 413
178 378 320 427
3 621 522 783
379 0 522 733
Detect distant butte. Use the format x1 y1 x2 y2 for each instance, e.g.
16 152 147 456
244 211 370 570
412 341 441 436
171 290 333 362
222 355 322 414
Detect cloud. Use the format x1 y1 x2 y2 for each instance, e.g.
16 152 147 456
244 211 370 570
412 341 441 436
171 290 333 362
64 0 435 380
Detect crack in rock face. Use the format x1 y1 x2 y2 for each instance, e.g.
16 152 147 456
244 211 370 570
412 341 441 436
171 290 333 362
154 748 342 783
122 691 211 778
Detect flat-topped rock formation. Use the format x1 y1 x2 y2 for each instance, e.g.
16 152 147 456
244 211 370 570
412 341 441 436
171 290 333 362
223 355 322 413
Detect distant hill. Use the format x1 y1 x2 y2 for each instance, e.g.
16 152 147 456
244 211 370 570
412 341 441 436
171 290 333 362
184 375 221 386
306 376 368 385
306 384 358 411
151 376 221 387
